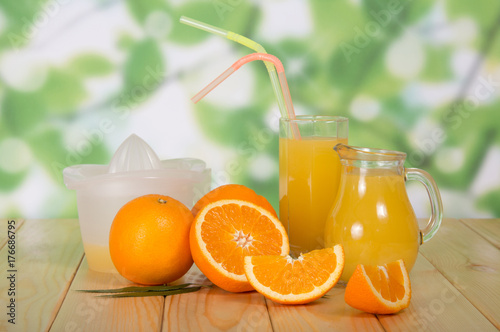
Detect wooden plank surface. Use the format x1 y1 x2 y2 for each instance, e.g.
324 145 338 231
378 253 497 332
50 258 164 332
419 218 500 330
265 284 384 331
0 219 83 332
2 218 499 331
460 219 500 249
163 265 273 331
0 219 25 249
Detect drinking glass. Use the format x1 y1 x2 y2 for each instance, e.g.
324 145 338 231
279 115 348 256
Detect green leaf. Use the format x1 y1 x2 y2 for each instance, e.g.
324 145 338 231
98 286 202 298
169 3 217 45
125 0 171 25
121 39 165 105
39 69 87 114
352 51 405 100
362 0 435 27
79 139 110 165
349 117 408 153
77 283 193 293
0 206 22 219
0 0 49 50
487 28 500 63
446 1 500 34
0 0 48 22
443 102 500 145
424 101 500 189
328 39 384 105
428 131 493 190
26 128 67 183
0 168 27 191
1 89 47 135
57 191 78 219
402 0 435 24
215 1 259 37
194 102 269 148
264 38 350 113
242 173 279 215
361 0 397 22
380 96 421 130
420 46 454 81
27 127 109 184
327 19 408 110
310 0 366 59
75 283 208 298
321 0 410 106
117 31 136 51
68 54 114 77
360 0 386 13
478 188 500 217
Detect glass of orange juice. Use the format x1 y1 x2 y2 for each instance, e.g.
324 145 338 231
279 115 348 256
325 144 443 281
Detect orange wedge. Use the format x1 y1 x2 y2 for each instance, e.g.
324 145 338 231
244 245 345 304
345 259 411 314
190 199 289 293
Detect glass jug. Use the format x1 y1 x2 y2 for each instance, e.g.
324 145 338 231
324 144 443 281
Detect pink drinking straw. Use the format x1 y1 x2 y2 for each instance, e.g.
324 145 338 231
192 53 298 126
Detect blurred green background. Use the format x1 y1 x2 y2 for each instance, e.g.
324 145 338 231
0 0 499 218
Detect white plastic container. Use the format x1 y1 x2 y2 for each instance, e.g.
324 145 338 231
63 134 211 273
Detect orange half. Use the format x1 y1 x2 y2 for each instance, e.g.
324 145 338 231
345 259 411 314
191 184 277 218
190 199 289 293
244 245 345 304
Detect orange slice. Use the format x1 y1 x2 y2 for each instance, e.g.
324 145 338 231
190 199 289 293
345 259 411 314
244 245 345 304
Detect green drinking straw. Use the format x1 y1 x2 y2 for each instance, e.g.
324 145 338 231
179 16 289 120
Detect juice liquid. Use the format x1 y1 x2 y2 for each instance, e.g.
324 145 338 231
279 136 347 255
325 169 420 281
83 243 117 273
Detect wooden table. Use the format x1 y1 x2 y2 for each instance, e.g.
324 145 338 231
1 218 499 331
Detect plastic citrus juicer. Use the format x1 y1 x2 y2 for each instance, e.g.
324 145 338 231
63 134 211 273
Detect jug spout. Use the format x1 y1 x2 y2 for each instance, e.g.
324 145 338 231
333 143 406 165
333 143 351 157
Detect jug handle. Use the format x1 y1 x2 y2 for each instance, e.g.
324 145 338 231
405 168 443 245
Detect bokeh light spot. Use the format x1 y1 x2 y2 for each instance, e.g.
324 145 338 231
385 31 425 80
145 11 172 40
435 147 465 173
350 95 380 121
249 154 277 182
0 138 33 174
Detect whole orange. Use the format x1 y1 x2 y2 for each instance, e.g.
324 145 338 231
109 194 193 285
191 184 277 217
